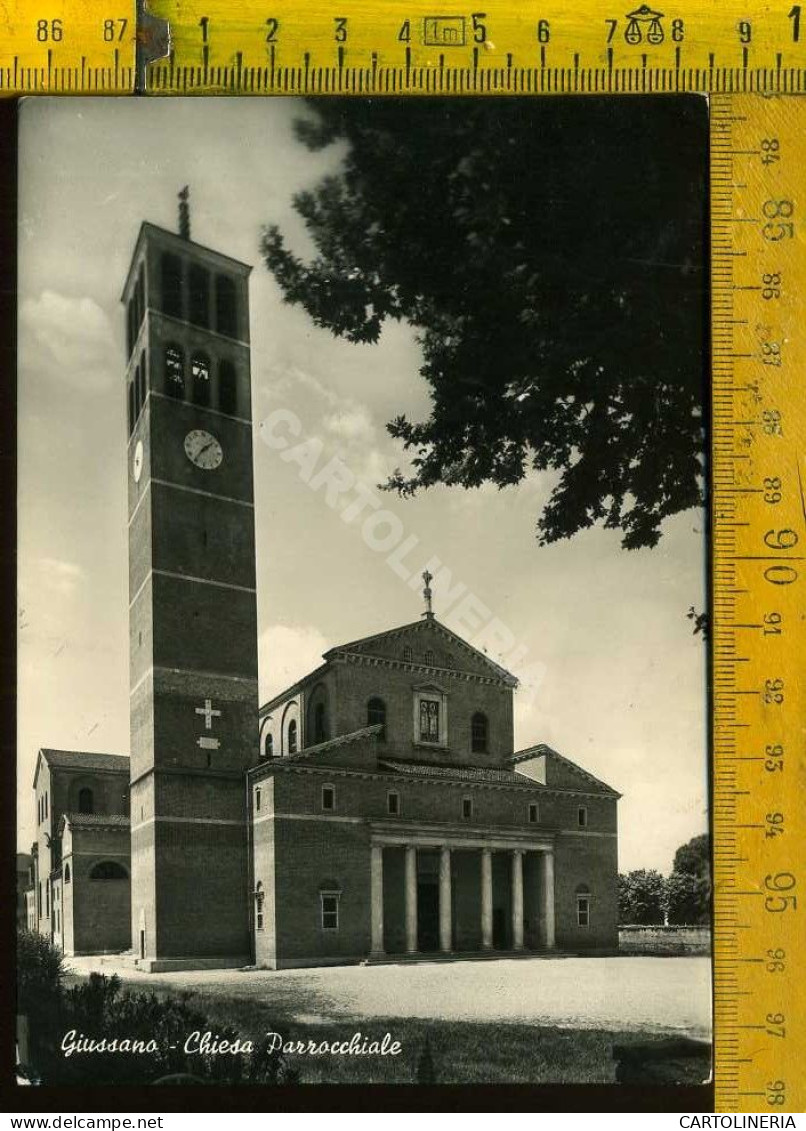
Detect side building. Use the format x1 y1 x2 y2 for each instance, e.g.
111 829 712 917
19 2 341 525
28 749 131 956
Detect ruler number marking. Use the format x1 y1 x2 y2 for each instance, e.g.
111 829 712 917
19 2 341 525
102 19 127 42
764 871 797 913
35 18 62 42
764 744 784 772
789 5 801 42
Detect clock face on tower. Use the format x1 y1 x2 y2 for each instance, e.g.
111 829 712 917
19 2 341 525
184 429 224 471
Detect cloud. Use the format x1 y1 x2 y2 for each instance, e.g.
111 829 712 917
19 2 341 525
20 290 115 390
258 622 331 703
36 556 86 596
323 404 375 445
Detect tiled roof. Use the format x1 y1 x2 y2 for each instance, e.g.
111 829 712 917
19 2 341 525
378 760 539 787
275 724 383 765
40 749 129 773
61 813 130 829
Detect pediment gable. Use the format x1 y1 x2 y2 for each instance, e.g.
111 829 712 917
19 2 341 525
512 744 620 796
325 617 517 686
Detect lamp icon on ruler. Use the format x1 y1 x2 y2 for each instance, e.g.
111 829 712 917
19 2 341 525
624 5 665 44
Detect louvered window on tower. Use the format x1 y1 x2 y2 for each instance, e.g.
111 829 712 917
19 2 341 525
189 264 210 329
216 275 237 337
191 354 210 406
219 359 237 415
160 253 182 319
165 344 185 397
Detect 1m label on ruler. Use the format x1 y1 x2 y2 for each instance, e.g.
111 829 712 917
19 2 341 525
711 93 804 1114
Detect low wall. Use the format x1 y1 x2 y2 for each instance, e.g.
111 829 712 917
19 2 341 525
619 925 711 955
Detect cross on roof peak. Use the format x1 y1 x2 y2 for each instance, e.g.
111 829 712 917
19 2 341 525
422 570 434 619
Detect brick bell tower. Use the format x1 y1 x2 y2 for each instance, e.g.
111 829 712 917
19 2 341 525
122 190 258 967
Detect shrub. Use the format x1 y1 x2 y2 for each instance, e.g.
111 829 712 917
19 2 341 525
17 930 298 1086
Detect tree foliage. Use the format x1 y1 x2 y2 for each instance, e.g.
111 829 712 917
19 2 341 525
672 832 710 880
618 868 666 925
666 871 710 926
667 833 711 924
262 98 707 549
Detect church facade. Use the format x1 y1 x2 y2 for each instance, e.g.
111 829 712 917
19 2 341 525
26 206 621 971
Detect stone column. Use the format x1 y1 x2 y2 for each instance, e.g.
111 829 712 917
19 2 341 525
511 849 524 951
370 844 384 956
439 845 452 953
405 845 418 954
540 850 556 950
480 847 493 950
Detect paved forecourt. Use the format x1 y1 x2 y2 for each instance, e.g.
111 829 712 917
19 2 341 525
66 954 711 1038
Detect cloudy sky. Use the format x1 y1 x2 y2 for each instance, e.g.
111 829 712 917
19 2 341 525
17 98 708 871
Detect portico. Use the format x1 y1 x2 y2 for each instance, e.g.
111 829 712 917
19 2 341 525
369 823 556 959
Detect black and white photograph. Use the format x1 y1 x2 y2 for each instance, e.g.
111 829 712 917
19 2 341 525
16 95 710 1089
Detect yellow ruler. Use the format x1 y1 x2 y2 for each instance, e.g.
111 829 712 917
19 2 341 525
3 0 805 1114
710 94 805 1115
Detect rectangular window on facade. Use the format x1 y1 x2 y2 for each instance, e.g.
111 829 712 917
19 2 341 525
528 802 539 824
578 806 588 828
419 699 440 743
577 896 590 927
321 893 340 930
322 785 335 812
462 796 473 820
255 787 261 812
387 791 400 816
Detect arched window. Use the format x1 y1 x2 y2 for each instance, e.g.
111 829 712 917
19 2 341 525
189 264 210 329
64 863 71 884
216 275 237 338
255 787 261 813
161 252 183 319
313 702 328 745
367 697 387 741
165 344 185 397
78 787 94 815
44 792 48 818
127 381 135 436
471 712 488 753
191 354 210 406
255 881 265 930
287 719 298 755
89 861 128 881
263 732 273 759
218 359 238 416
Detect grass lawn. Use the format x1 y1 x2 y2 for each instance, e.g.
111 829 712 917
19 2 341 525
65 974 703 1085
